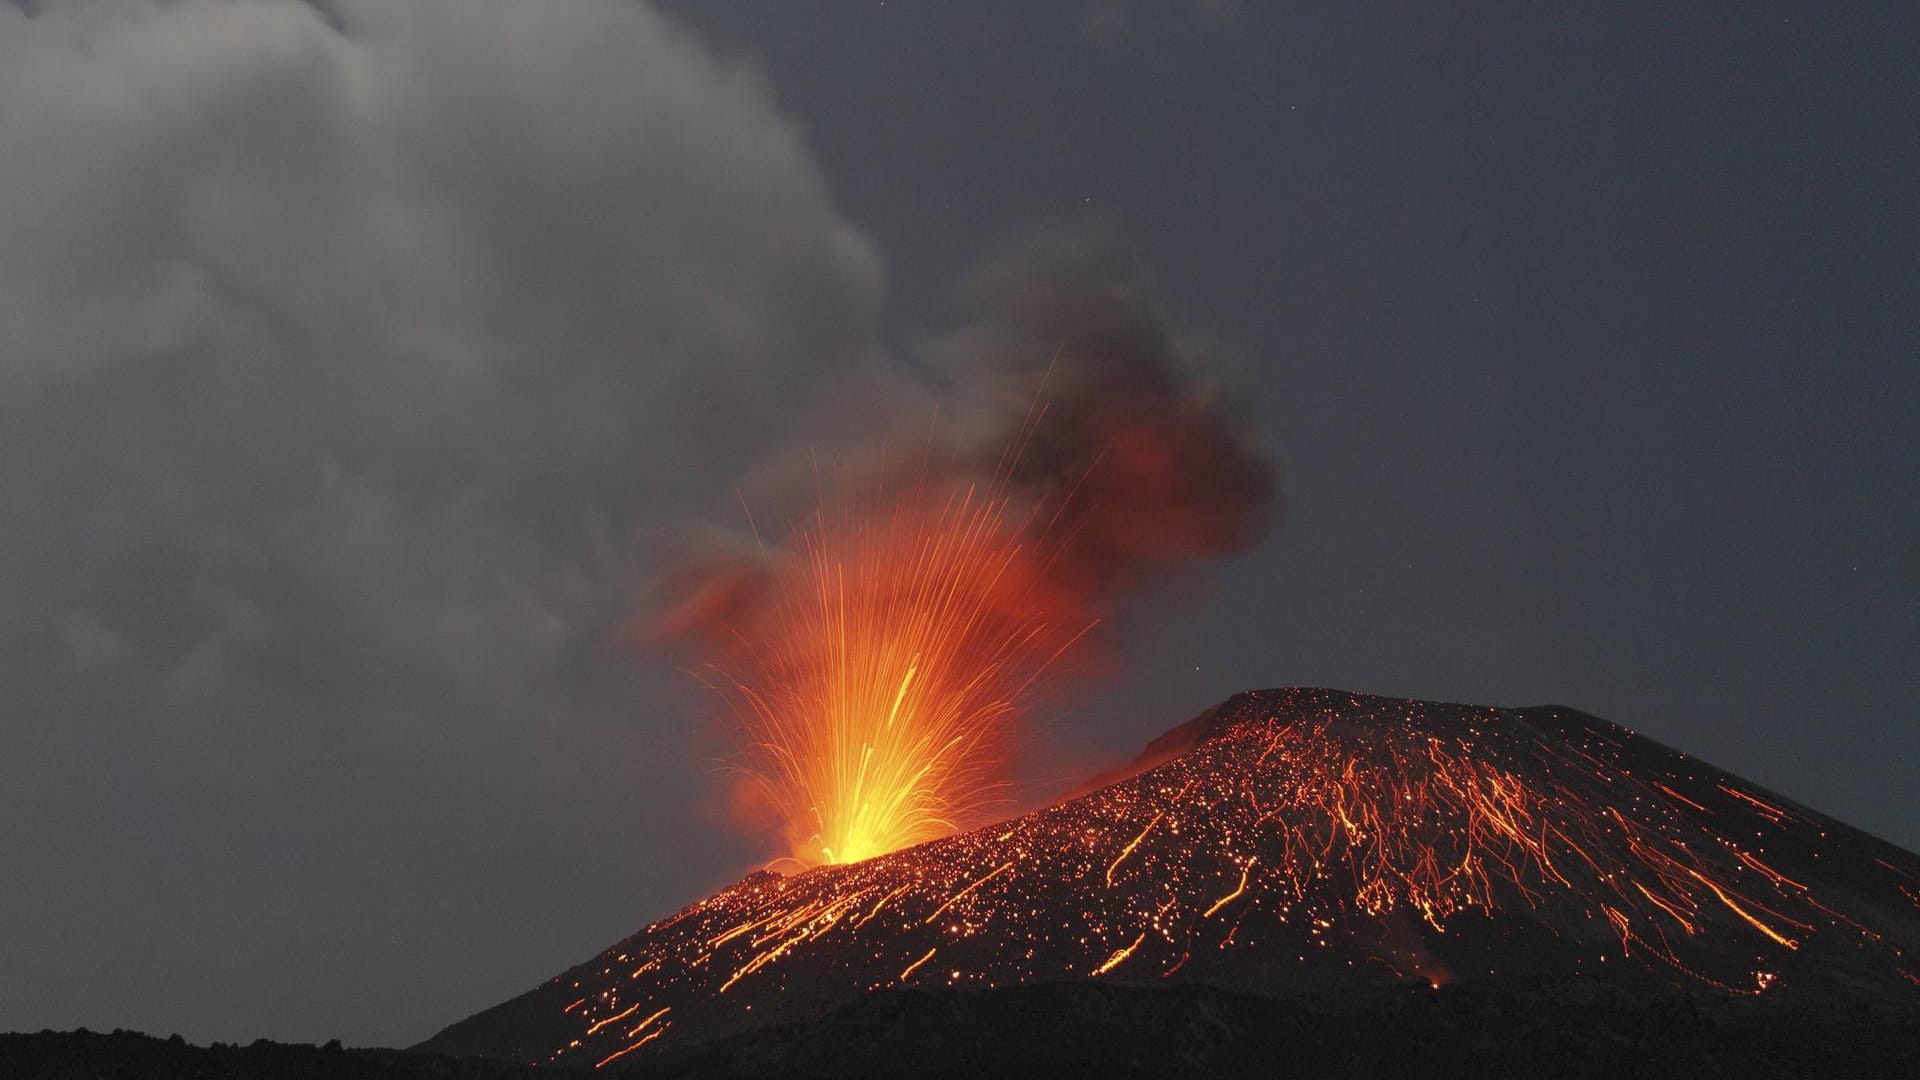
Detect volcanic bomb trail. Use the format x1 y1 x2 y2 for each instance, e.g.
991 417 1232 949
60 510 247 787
419 689 1920 1067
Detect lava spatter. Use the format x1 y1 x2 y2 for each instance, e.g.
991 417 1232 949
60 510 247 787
418 689 1920 1066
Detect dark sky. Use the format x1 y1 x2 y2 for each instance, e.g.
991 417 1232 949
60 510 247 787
3 0 1914 1051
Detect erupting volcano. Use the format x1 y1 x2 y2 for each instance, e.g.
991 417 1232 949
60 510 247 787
470 253 1919 1074
641 247 1277 870
420 689 1920 1069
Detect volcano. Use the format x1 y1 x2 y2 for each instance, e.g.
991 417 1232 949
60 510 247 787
419 689 1920 1070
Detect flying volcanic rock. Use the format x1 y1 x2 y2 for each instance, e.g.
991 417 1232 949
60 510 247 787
417 689 1920 1068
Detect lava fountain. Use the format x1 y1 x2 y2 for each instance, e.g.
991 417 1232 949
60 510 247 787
673 480 1093 866
642 240 1277 868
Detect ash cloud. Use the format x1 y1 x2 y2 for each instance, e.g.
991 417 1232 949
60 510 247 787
923 229 1279 600
0 0 877 1044
647 226 1278 696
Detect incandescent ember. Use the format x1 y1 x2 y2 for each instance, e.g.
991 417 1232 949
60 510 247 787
419 688 1920 1067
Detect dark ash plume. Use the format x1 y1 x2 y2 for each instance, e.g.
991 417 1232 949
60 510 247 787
643 225 1279 677
923 230 1280 602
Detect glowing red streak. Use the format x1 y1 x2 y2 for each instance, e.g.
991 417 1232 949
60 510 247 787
682 485 1093 867
899 947 938 983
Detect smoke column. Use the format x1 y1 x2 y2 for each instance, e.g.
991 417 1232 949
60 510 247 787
641 234 1279 866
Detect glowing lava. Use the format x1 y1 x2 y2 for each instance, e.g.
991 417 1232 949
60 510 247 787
419 690 1920 1067
675 482 1090 867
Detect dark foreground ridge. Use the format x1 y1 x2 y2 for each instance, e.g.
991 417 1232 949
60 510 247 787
0 1029 534 1080
414 688 1920 1072
9 979 1920 1079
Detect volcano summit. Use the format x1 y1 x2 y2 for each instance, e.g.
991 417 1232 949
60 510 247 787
421 689 1920 1070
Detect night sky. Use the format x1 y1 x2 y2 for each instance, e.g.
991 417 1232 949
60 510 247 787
3 0 1914 1050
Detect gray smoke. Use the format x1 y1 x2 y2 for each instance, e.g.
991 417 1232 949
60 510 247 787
922 229 1279 598
645 226 1279 710
0 0 877 1045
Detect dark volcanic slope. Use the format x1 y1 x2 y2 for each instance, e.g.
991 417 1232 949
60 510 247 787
419 689 1920 1068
